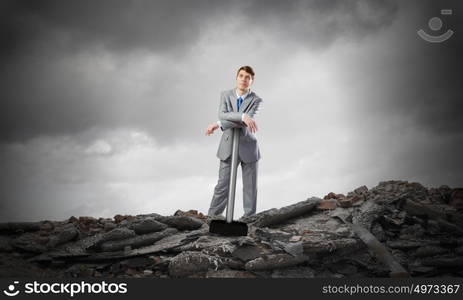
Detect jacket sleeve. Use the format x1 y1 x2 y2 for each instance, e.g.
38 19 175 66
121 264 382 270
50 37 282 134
219 96 263 131
218 91 243 122
218 119 245 131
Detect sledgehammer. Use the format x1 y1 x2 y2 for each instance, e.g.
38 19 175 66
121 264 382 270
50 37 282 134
209 128 248 236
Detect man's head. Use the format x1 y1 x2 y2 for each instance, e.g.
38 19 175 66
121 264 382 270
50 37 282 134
236 66 254 91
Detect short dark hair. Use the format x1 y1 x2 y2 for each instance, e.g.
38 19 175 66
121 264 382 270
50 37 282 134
236 65 255 80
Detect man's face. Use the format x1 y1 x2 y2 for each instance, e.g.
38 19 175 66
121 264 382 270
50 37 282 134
236 70 253 90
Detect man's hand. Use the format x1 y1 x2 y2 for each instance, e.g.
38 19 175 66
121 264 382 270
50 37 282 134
243 113 258 133
205 123 219 136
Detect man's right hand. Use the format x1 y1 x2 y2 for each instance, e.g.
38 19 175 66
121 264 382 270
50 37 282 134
243 113 258 133
205 123 219 136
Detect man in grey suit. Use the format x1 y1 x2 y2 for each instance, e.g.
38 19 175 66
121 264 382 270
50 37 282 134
205 66 263 218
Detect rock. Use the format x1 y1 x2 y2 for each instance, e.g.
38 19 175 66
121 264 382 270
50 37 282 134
2 179 462 278
30 230 123 261
68 216 78 223
323 192 345 200
271 266 315 278
120 257 154 269
78 216 98 226
409 264 436 275
0 236 13 252
125 267 141 276
114 215 135 224
404 199 463 233
149 255 172 270
450 188 463 210
254 227 293 242
330 263 358 275
125 227 207 255
102 222 117 232
391 249 408 268
205 269 256 278
425 220 441 235
338 198 353 208
273 240 304 257
413 246 449 258
241 197 321 227
231 245 261 262
175 235 237 256
340 219 410 278
220 257 246 270
155 216 204 230
65 264 94 277
168 251 222 277
421 256 463 267
245 253 309 271
336 194 364 208
100 228 178 252
379 214 405 229
93 270 102 277
12 233 49 253
334 227 352 237
303 237 361 255
79 227 208 261
174 209 208 221
128 218 167 234
39 221 55 232
47 224 79 248
289 235 302 242
102 227 136 242
318 199 338 210
86 227 137 251
370 223 387 242
329 207 352 223
0 222 42 234
352 200 387 230
399 224 426 239
386 240 429 250
354 186 369 195
109 262 124 275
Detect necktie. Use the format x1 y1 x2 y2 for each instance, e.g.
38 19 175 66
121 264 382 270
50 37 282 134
237 97 244 111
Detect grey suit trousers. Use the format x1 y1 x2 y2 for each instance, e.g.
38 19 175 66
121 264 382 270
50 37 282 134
208 156 258 217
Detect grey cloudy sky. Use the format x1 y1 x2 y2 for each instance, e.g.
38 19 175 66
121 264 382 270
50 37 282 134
1 0 462 222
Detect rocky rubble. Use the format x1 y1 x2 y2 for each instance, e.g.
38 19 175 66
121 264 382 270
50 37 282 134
0 180 462 278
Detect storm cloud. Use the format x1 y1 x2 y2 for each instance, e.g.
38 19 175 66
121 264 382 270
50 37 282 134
0 0 399 143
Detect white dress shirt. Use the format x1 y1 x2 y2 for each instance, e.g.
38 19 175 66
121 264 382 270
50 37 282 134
217 88 250 129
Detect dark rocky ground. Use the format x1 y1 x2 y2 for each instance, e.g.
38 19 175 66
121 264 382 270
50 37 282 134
1 180 462 278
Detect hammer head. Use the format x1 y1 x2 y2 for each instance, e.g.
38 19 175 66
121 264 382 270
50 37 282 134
209 219 248 236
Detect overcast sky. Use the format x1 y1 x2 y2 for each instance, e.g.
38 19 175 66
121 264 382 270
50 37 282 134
1 0 462 222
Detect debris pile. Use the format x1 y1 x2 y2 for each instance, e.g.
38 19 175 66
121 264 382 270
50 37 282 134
0 180 462 278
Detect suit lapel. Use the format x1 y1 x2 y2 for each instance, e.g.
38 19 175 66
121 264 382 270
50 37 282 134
229 89 238 112
239 93 254 112
228 88 254 112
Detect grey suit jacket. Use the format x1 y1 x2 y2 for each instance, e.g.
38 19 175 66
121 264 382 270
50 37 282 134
216 88 263 163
